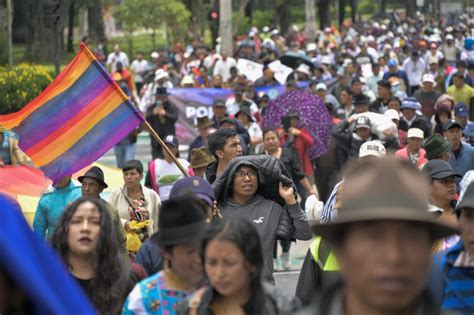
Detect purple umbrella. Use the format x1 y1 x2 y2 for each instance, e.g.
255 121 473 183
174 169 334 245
262 89 332 159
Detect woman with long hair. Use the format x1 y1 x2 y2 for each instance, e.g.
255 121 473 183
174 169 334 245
123 196 207 315
51 196 136 314
178 217 300 314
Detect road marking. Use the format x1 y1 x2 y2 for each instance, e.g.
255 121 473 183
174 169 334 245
274 271 301 275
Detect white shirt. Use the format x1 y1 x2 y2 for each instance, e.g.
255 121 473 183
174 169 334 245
106 51 130 72
402 57 425 87
152 158 190 201
213 57 237 82
225 98 259 117
130 59 150 83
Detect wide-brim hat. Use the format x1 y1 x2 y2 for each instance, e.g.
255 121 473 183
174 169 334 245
152 220 207 245
151 197 207 245
78 166 108 189
464 122 474 137
311 157 458 244
423 134 452 160
400 97 421 110
195 116 214 129
312 205 458 244
236 106 254 122
190 147 215 169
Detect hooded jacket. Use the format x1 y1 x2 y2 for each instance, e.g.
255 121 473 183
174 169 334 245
213 155 312 282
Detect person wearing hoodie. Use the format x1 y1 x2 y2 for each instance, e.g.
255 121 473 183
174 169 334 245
213 155 312 283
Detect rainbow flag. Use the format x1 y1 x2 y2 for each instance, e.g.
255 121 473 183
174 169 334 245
0 43 144 183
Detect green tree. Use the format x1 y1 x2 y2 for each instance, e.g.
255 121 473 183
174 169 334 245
159 0 191 44
114 0 140 56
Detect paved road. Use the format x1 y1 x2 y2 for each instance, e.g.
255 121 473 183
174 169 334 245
99 132 309 296
275 271 301 297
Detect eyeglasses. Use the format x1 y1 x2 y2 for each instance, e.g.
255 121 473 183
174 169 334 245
235 170 257 179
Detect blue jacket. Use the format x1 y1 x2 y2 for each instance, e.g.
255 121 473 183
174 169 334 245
429 241 474 313
134 240 163 276
449 142 474 184
33 180 82 238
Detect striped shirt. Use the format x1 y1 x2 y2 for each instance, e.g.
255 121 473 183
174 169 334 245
440 242 474 313
320 180 344 223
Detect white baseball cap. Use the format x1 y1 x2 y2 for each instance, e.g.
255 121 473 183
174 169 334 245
407 128 424 139
150 51 159 59
296 64 311 76
316 83 327 91
359 141 387 158
385 109 400 121
422 73 437 87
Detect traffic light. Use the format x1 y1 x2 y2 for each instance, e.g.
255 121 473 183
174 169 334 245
43 0 60 28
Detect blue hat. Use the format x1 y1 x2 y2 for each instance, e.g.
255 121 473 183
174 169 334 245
454 102 469 117
169 176 215 207
400 97 421 110
387 59 398 67
164 134 179 147
464 121 474 137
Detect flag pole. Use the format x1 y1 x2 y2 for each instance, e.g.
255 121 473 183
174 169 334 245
128 98 189 177
142 121 189 177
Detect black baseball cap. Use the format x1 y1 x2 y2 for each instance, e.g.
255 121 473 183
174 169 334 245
444 120 463 131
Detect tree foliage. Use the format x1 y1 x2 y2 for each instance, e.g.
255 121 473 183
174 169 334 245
114 0 190 50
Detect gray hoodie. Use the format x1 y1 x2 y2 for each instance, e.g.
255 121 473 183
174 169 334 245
214 155 312 282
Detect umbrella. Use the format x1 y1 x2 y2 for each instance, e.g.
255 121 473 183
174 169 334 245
262 90 332 159
0 162 123 224
279 51 315 70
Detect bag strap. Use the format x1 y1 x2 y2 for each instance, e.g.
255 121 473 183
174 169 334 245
149 160 159 193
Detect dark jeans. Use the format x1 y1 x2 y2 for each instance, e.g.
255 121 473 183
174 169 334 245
273 238 292 258
135 82 144 95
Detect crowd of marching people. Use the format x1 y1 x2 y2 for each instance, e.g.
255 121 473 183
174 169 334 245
2 9 474 315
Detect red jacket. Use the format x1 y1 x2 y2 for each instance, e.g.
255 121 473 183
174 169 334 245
395 147 427 167
280 127 314 178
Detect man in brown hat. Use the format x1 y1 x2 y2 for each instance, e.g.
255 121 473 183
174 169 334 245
300 157 458 315
188 115 215 161
190 147 214 178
